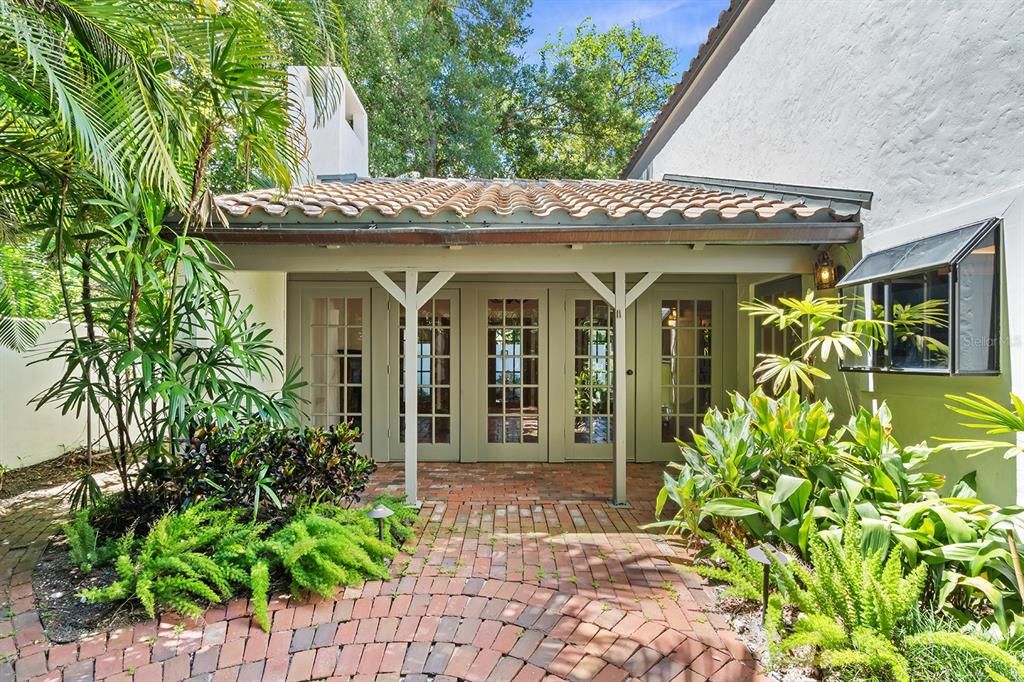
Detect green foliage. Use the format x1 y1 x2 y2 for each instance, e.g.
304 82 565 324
263 507 394 599
765 517 1024 681
63 510 99 573
505 21 676 179
904 630 1024 681
939 392 1024 459
741 290 886 398
651 389 941 555
177 422 375 521
329 0 676 179
81 502 261 618
66 473 104 513
684 538 764 602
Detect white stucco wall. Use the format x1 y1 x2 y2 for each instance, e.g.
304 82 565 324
222 270 289 395
636 0 1024 503
0 323 97 468
643 0 1024 236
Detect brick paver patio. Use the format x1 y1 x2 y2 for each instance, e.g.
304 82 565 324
0 463 766 681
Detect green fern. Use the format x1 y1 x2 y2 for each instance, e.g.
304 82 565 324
772 516 1024 680
684 538 764 601
81 502 261 618
263 507 395 600
63 509 99 573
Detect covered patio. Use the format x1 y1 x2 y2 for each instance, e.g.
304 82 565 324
208 175 871 506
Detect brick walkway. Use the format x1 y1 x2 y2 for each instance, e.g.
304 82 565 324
0 463 765 682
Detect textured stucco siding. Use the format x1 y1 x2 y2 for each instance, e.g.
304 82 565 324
646 0 1024 238
642 0 1024 503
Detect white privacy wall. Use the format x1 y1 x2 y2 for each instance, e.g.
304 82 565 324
634 0 1024 503
0 323 96 468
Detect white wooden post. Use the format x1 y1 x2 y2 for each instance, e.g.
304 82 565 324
403 270 419 504
578 271 661 506
368 269 454 505
613 271 628 506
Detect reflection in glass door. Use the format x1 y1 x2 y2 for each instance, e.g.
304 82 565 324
309 296 365 430
400 298 452 444
573 299 613 445
479 296 544 458
659 299 713 442
391 293 460 461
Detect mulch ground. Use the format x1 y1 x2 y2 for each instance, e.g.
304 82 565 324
0 448 114 510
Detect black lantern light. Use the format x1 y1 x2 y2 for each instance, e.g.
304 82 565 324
814 249 838 290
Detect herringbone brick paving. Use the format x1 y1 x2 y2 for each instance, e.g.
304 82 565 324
0 463 766 681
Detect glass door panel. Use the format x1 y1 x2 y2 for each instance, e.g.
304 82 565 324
564 296 616 461
389 291 460 461
659 299 713 443
294 284 371 455
478 291 546 461
309 296 365 430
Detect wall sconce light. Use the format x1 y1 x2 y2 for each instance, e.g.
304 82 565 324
814 250 838 290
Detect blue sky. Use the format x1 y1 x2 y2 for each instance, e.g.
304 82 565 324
522 0 731 73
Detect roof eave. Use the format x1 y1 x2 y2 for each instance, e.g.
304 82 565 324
194 222 862 246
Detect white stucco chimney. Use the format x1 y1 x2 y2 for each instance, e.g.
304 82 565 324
287 66 369 183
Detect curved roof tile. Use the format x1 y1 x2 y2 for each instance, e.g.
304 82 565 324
215 177 859 225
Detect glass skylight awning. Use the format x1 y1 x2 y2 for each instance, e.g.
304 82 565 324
839 218 1000 288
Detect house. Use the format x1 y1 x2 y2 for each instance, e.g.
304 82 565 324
208 68 872 506
621 0 1023 503
207 0 1020 506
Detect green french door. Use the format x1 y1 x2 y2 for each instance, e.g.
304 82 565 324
290 283 372 456
388 290 460 462
477 290 548 461
635 285 725 461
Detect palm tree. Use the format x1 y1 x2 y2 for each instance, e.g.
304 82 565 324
0 0 345 496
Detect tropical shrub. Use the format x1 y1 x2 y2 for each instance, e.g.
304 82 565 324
177 422 375 520
651 389 942 555
767 517 1024 682
82 502 264 618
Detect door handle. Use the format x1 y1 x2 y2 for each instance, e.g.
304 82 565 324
626 369 634 376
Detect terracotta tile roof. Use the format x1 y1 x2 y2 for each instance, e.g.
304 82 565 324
216 177 857 225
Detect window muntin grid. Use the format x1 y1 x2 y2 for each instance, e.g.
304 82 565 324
310 297 363 430
573 299 613 444
486 298 540 444
660 299 712 443
399 298 452 443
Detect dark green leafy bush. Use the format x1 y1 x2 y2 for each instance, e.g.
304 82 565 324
177 422 376 519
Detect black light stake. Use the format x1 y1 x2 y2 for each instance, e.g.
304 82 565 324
745 543 791 623
368 504 395 542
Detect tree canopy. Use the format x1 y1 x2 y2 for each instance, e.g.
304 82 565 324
338 1 677 179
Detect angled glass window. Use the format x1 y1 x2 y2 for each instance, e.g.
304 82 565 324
838 218 1000 375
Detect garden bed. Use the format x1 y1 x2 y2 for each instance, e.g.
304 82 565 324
34 534 147 644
